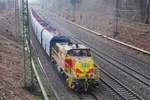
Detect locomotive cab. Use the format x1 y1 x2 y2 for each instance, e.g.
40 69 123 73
64 44 100 91
66 48 96 78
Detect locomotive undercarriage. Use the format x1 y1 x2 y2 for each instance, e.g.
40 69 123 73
66 75 99 92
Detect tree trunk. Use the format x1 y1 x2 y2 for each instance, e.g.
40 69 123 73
145 0 150 24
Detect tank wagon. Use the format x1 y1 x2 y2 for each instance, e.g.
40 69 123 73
30 9 100 91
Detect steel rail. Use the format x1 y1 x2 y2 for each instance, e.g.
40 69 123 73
31 59 49 100
37 57 60 100
100 67 144 100
30 39 60 100
100 79 125 100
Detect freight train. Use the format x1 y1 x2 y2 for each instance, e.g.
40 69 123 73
30 9 100 91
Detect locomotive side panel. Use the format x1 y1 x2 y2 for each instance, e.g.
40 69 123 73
37 23 44 43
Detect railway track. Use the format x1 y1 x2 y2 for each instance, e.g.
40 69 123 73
100 69 143 100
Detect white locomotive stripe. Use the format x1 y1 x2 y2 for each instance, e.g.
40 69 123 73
38 57 46 74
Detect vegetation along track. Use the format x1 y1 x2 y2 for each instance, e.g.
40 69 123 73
72 37 145 100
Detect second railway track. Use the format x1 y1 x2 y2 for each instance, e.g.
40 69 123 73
100 68 143 100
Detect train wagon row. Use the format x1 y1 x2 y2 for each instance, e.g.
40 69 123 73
30 9 70 56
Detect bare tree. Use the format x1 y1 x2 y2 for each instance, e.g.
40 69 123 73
113 0 120 38
70 0 82 21
145 0 150 24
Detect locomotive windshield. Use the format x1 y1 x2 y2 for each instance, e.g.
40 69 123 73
67 49 91 57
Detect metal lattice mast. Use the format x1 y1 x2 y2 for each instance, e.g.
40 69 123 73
22 0 33 89
15 0 19 39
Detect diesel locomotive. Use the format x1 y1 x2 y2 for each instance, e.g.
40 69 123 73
30 8 100 91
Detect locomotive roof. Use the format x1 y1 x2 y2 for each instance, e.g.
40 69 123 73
56 43 89 52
